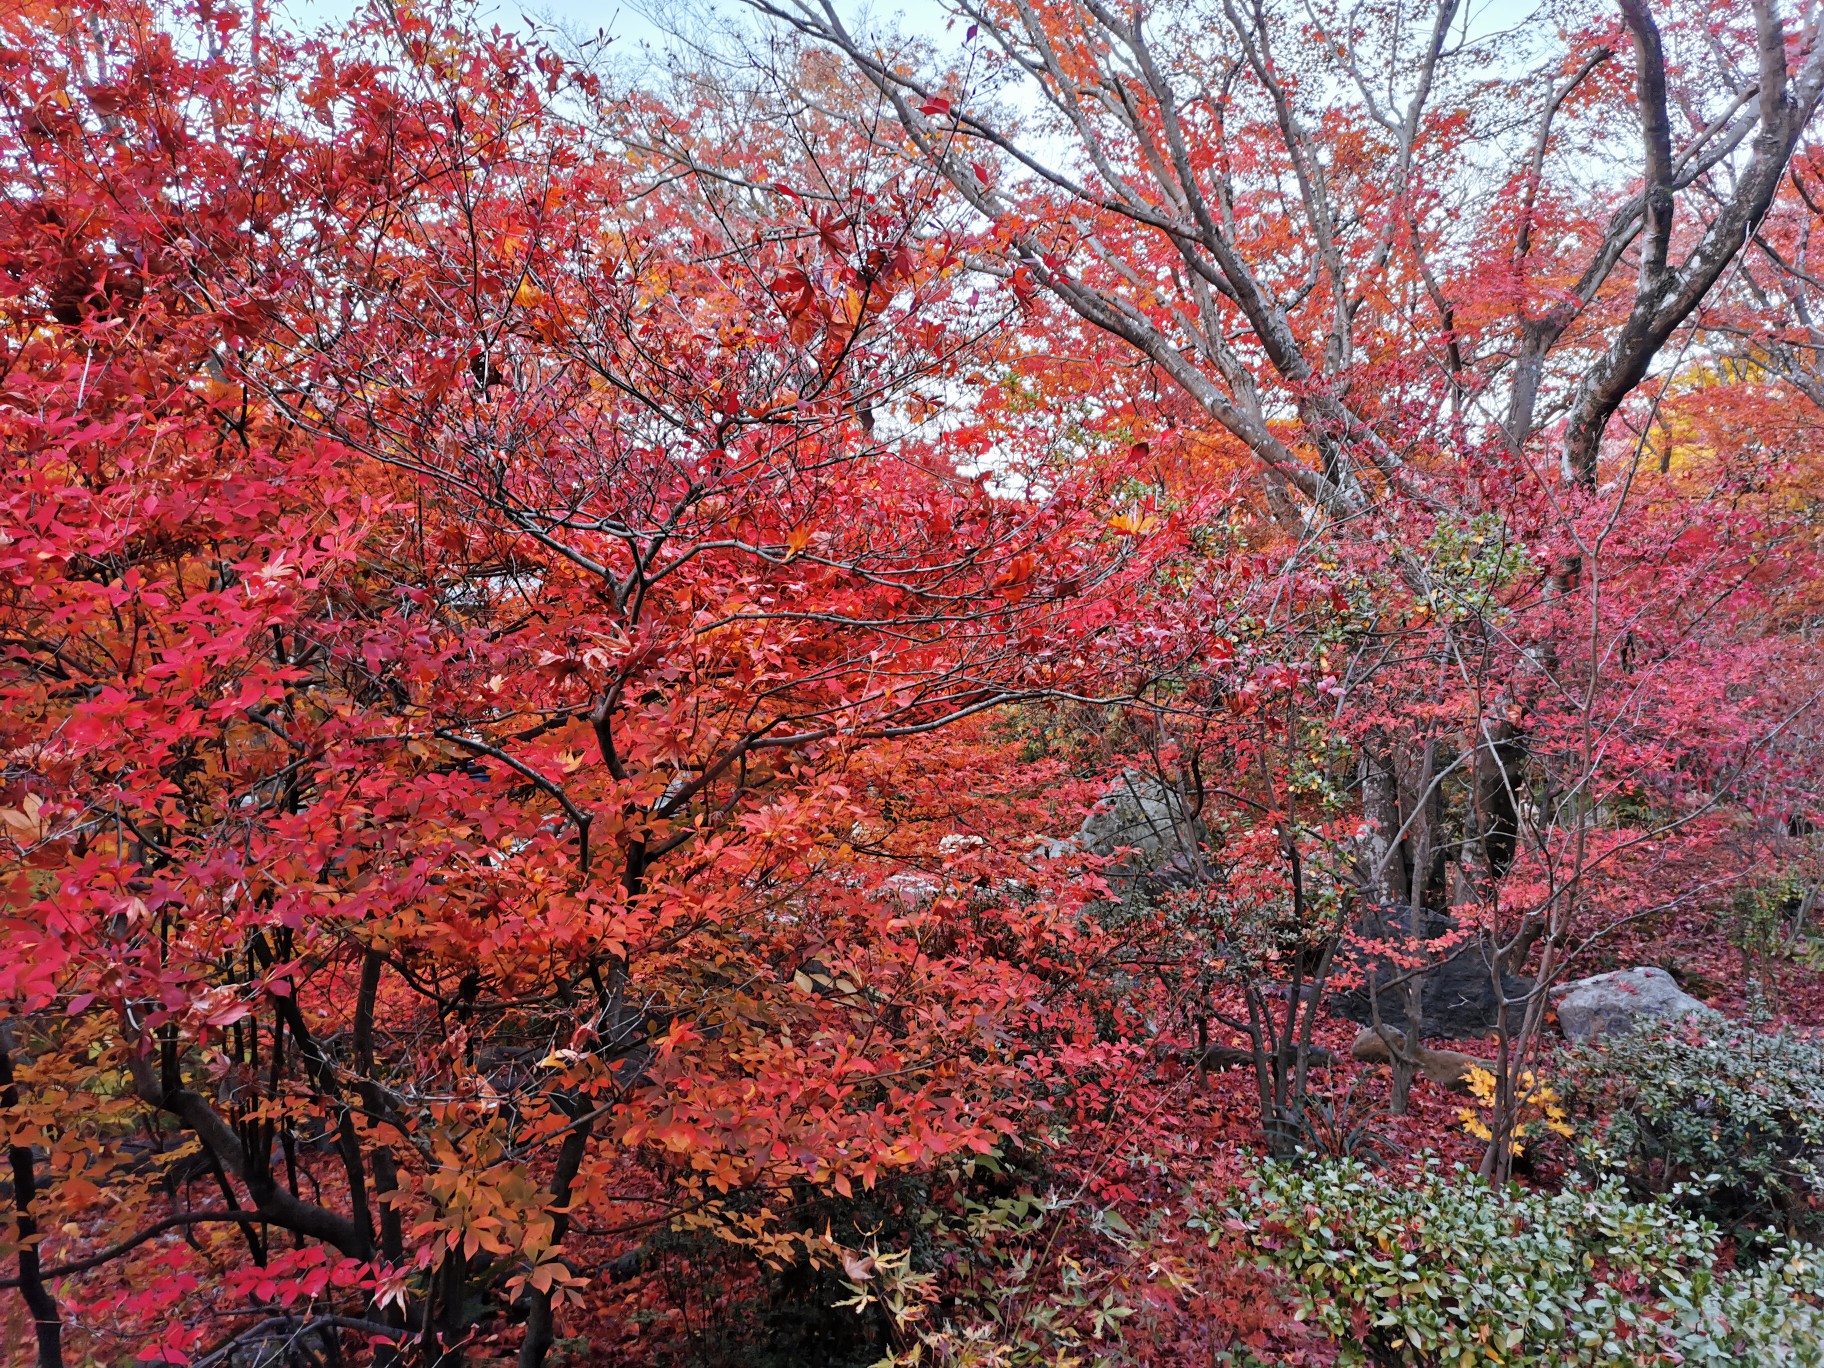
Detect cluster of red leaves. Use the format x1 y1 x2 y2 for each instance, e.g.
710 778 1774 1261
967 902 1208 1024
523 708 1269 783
0 3 1144 1362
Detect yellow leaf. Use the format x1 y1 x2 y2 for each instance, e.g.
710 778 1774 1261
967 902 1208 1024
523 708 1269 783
1107 511 1159 536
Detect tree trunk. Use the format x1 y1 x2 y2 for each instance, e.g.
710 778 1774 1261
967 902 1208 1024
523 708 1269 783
1361 731 1419 1114
1 1029 62 1368
516 1116 593 1368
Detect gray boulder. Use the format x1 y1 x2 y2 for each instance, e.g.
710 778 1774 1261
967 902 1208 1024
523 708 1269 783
1075 769 1202 875
1550 966 1719 1042
1026 834 1078 861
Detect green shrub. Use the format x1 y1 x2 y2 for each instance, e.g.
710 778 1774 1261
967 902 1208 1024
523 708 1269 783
1559 1021 1824 1238
1216 1156 1824 1366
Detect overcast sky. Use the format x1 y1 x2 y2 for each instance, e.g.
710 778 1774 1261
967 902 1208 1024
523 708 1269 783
276 0 952 50
279 0 1549 61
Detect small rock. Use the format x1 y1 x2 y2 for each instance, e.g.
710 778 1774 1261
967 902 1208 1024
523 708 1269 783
1550 965 1719 1042
1351 1027 1489 1093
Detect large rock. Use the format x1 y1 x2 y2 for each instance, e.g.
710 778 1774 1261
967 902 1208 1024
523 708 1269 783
1075 769 1202 876
1026 834 1078 861
1550 966 1719 1042
1333 942 1530 1039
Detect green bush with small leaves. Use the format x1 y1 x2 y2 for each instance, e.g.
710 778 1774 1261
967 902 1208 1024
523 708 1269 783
1559 1022 1824 1238
1217 1156 1824 1366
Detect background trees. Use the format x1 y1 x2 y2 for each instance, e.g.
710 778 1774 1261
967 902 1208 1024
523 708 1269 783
765 0 1824 1142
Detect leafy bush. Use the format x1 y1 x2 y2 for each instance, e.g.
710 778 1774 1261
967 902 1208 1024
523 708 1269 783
1727 874 1819 1016
1559 1021 1824 1237
1217 1157 1824 1366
